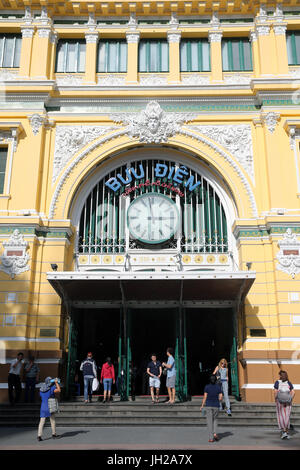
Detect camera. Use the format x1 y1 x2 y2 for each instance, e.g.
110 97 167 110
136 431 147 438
50 378 60 384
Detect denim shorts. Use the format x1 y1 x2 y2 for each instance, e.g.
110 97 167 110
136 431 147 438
103 378 113 391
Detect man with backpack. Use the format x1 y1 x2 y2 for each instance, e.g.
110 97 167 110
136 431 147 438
80 352 97 403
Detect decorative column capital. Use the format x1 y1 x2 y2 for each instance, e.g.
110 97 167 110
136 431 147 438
273 23 287 36
85 31 99 44
249 30 258 42
208 30 223 43
21 25 35 39
167 30 181 44
261 112 280 133
29 113 49 136
37 27 52 39
126 30 140 44
255 24 271 36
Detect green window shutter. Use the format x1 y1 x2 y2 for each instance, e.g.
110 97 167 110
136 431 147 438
55 39 86 73
138 40 169 72
0 147 8 194
222 38 253 71
0 34 22 68
180 39 210 72
97 40 127 72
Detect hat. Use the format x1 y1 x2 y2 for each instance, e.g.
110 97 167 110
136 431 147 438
40 376 52 393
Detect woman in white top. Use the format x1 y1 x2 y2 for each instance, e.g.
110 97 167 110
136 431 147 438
213 358 231 416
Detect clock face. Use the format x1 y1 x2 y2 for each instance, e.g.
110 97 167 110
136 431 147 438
127 192 180 244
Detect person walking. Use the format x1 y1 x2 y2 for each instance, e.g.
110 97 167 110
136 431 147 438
200 374 223 443
274 370 295 439
8 352 24 405
24 356 40 403
213 358 231 416
162 347 176 404
37 377 61 441
147 354 162 404
100 357 115 403
80 352 97 403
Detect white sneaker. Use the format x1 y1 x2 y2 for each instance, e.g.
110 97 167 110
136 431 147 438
281 432 288 439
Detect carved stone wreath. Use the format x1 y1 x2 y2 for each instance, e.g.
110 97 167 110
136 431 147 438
110 101 198 144
276 228 300 278
0 229 30 278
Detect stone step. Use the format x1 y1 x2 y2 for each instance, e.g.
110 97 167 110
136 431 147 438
1 400 299 427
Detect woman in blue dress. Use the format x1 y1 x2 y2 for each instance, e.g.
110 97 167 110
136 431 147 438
37 377 61 441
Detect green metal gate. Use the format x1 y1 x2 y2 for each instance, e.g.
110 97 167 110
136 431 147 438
65 312 79 399
230 336 239 399
175 306 188 402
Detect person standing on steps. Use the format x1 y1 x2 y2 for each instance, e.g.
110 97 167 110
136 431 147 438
200 374 223 443
100 357 115 403
162 347 176 404
24 355 40 403
213 358 231 416
37 377 61 442
147 353 162 404
274 370 295 440
8 352 24 405
80 352 98 403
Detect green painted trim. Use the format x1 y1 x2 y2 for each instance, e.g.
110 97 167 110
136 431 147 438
0 227 35 235
236 226 300 238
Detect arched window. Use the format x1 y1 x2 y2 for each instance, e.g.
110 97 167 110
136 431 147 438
77 159 228 256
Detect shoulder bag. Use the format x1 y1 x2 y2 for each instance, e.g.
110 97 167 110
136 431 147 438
48 396 59 413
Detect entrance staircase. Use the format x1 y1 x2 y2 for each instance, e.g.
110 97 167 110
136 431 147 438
1 396 300 428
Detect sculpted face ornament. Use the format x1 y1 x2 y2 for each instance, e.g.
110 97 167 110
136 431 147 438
145 102 162 134
110 101 198 144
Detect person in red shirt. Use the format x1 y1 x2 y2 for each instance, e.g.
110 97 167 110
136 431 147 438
100 357 115 403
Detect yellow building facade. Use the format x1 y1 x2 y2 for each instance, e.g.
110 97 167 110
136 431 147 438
1 0 300 403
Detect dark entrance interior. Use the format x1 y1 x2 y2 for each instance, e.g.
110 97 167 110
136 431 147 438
71 306 235 398
75 308 121 395
186 307 234 395
129 308 176 396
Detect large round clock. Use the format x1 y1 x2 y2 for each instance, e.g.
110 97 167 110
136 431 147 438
127 192 180 244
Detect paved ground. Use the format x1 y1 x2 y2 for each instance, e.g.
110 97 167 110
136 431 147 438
0 425 299 451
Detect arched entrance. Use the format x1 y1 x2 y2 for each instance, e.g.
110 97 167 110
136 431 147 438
48 146 255 401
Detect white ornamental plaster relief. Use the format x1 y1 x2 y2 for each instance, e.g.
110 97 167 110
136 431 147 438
52 125 118 182
181 74 210 86
110 101 198 144
0 229 30 278
276 228 300 279
186 124 254 181
223 74 252 85
56 74 84 86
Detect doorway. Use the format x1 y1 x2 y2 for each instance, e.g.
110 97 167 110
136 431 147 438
74 308 121 395
128 308 177 396
185 308 234 395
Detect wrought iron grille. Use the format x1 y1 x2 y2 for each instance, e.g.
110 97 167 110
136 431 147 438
78 159 228 254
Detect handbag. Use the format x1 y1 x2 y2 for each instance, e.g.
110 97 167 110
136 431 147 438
92 377 99 392
48 397 59 413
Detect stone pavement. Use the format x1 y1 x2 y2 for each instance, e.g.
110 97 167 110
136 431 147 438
0 425 299 451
